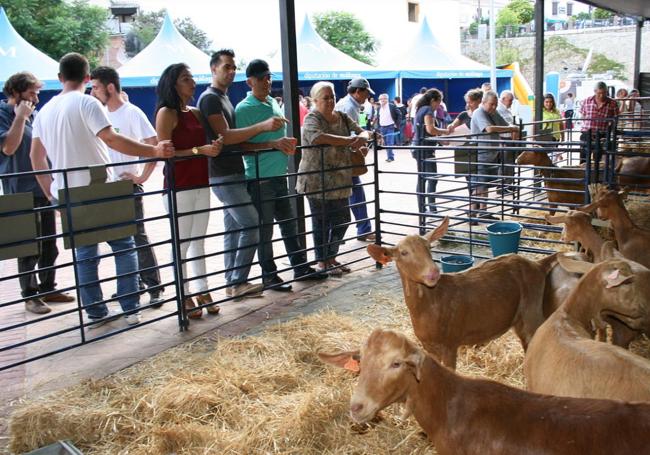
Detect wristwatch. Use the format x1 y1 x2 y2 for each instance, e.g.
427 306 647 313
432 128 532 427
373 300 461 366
191 146 199 155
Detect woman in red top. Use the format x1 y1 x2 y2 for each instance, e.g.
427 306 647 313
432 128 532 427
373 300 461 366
155 63 222 318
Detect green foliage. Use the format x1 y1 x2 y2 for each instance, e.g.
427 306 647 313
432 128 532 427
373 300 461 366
313 11 377 65
2 0 109 66
506 0 534 24
496 8 520 37
469 18 489 35
589 54 625 79
497 44 521 65
127 10 212 55
593 8 613 20
573 12 591 21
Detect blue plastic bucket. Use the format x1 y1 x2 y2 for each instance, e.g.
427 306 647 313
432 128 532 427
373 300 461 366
486 221 522 256
440 255 474 273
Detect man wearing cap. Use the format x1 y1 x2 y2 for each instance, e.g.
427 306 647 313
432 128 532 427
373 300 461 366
334 77 376 242
235 59 328 292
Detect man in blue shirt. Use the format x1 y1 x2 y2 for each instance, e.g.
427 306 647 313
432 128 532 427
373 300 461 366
0 72 75 314
235 59 327 291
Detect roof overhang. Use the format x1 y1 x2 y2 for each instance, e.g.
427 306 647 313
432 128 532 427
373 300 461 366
577 0 649 20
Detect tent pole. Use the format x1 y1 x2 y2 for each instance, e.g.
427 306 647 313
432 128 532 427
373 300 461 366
489 0 496 90
534 0 544 128
633 19 643 90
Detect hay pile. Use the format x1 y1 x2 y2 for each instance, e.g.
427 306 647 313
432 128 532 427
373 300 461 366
10 290 529 455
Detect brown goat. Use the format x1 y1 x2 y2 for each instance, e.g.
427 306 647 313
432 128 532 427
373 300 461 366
581 184 650 269
367 217 555 369
524 254 650 402
516 149 586 215
546 210 638 346
320 329 650 455
616 155 650 191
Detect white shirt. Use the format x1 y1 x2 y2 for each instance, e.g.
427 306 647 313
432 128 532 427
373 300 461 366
410 93 423 118
32 91 111 197
378 103 393 126
106 102 156 181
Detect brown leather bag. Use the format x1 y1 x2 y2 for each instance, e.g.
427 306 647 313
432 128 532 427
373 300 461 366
351 149 368 176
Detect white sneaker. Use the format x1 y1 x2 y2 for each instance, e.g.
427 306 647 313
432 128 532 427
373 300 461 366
87 309 120 330
125 312 141 326
231 282 264 299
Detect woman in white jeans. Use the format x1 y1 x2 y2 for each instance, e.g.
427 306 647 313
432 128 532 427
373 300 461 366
155 63 222 318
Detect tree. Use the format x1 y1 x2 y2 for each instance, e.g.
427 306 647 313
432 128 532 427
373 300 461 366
313 12 378 65
126 10 212 56
2 0 109 67
593 8 613 20
506 0 534 24
496 8 520 37
573 12 591 21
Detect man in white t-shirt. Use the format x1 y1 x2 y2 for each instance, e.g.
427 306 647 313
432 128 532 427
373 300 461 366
30 53 174 328
90 66 163 308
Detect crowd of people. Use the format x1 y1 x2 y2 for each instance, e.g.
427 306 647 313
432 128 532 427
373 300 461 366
0 51 377 325
1 51 645 326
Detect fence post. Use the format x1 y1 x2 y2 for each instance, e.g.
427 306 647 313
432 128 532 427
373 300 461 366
372 132 382 270
165 160 188 331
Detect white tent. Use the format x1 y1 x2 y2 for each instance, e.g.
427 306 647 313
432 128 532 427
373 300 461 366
262 15 398 81
0 7 60 90
118 11 211 87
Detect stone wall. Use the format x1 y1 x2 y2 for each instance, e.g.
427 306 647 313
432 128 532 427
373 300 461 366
462 26 650 85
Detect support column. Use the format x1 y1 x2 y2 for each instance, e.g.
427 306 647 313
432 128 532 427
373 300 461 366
633 19 643 90
278 0 306 240
534 0 545 129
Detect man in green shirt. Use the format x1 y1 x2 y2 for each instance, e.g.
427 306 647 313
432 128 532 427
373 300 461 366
235 59 327 291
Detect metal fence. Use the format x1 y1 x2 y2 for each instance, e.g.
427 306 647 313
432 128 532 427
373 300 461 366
2 111 650 372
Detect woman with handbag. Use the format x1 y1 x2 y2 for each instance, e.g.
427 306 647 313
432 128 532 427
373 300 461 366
412 88 450 214
298 81 370 276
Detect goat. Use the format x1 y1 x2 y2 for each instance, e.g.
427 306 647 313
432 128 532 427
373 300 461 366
320 329 650 455
524 254 650 402
367 217 555 369
616 155 650 192
546 210 637 346
515 149 586 215
581 184 650 269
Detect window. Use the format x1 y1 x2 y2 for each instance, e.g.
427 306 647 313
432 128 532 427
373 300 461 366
552 1 558 15
408 2 419 22
567 2 573 16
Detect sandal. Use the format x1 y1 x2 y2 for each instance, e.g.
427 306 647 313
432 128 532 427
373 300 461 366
332 261 351 273
196 293 220 315
326 264 343 276
183 297 203 319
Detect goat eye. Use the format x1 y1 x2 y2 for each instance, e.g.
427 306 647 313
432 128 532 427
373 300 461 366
400 250 408 257
390 362 401 368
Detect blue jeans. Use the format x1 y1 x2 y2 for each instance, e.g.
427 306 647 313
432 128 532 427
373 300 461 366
248 176 309 279
75 236 139 318
379 124 397 160
210 175 259 286
350 176 371 235
308 197 350 261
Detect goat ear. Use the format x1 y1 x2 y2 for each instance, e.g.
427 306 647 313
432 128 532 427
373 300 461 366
603 268 634 289
599 241 621 261
318 350 361 373
618 188 630 200
557 253 593 275
367 244 395 264
405 351 425 382
578 201 599 213
424 217 449 244
545 214 567 224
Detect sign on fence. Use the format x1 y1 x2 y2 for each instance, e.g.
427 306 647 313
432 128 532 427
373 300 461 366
0 192 38 259
58 166 136 248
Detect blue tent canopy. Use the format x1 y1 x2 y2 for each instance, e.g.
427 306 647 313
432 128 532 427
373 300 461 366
0 7 61 91
118 12 212 88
